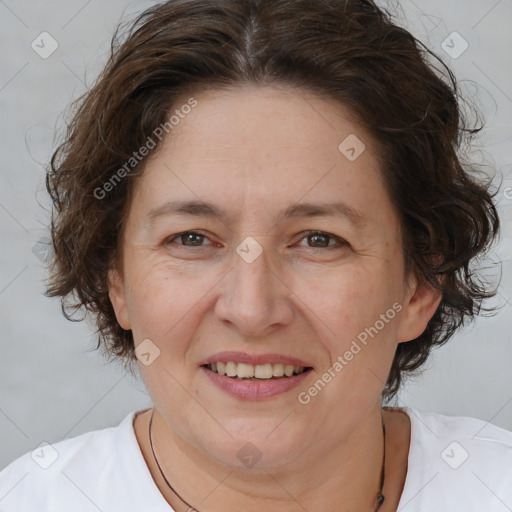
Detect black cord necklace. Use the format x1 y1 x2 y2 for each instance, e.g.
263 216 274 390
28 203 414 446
148 408 386 511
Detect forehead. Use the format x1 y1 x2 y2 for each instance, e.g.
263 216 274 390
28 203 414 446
130 84 394 228
167 84 376 158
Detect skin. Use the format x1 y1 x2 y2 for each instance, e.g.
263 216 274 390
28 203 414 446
109 84 442 511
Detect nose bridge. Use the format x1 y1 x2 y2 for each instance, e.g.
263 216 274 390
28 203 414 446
234 236 274 300
215 236 294 335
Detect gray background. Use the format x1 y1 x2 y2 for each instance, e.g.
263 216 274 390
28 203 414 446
1 0 511 470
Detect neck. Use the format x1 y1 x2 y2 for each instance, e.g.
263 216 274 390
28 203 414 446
140 402 386 512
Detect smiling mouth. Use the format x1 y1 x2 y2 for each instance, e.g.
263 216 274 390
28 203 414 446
202 362 313 381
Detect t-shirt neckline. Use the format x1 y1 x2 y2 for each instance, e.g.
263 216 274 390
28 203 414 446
124 405 420 511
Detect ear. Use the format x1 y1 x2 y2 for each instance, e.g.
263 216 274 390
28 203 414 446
108 268 131 331
397 274 443 343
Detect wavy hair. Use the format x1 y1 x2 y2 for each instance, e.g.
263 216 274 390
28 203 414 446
46 0 500 400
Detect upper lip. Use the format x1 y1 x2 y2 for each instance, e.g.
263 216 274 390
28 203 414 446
199 351 314 368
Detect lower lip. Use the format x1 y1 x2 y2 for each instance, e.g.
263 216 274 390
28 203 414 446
200 366 312 400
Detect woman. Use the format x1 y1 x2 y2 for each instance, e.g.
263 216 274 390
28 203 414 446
1 0 511 510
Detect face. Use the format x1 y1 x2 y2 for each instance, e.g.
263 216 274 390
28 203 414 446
109 84 440 471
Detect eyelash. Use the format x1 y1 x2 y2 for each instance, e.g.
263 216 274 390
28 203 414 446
165 230 348 250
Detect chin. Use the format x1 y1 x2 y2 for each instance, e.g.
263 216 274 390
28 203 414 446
194 419 311 471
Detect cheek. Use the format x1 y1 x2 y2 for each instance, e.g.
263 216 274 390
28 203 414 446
123 255 180 339
122 252 219 341
294 268 402 411
294 263 401 342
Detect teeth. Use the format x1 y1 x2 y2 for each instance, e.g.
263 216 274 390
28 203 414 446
254 364 273 379
273 364 285 377
217 361 226 375
225 361 237 377
237 363 255 378
207 362 308 379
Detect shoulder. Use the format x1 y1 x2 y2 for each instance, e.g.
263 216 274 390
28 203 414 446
409 407 512 463
0 411 141 512
398 407 512 511
409 406 512 441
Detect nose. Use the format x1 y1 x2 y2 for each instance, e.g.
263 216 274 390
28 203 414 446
214 238 295 337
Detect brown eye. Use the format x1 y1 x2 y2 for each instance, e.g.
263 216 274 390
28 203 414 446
166 231 210 247
296 231 347 249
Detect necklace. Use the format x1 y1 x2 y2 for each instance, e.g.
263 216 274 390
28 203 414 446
148 408 386 511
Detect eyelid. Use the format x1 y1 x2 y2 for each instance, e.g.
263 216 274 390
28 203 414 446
165 230 214 247
294 230 348 249
165 230 348 249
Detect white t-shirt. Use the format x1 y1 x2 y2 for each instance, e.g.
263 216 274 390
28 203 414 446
1 406 511 511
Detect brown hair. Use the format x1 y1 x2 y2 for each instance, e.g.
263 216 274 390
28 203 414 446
46 0 500 400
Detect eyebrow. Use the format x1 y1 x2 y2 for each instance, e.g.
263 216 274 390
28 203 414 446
145 199 367 228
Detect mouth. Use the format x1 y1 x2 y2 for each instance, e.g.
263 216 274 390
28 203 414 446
199 354 314 400
202 362 313 381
